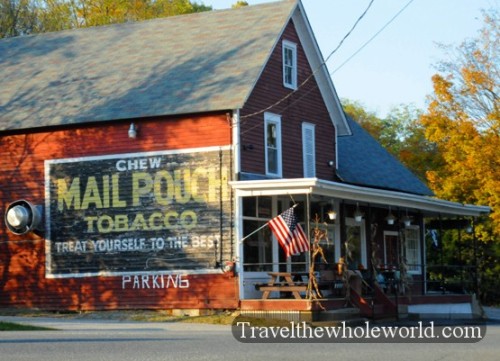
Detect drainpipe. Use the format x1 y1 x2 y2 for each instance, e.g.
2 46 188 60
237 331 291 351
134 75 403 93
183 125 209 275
232 110 244 299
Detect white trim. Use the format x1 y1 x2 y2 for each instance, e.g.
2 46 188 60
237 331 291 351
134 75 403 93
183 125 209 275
282 40 297 89
264 112 282 177
302 122 316 178
44 145 232 165
229 178 490 217
233 110 241 174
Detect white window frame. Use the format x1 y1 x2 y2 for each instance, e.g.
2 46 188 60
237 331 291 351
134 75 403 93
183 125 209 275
282 40 297 89
302 122 316 178
345 217 367 269
404 226 422 274
264 112 282 177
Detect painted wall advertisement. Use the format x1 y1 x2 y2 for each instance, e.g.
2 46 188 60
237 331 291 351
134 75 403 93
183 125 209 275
44 147 232 278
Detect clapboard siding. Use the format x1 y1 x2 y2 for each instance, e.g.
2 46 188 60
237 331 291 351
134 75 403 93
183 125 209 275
240 20 336 180
0 112 238 310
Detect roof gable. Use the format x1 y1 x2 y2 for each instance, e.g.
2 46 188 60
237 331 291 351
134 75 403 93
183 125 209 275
0 1 297 131
337 116 434 196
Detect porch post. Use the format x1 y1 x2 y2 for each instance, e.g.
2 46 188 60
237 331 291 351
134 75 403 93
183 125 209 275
438 215 445 294
420 214 426 295
472 218 479 297
306 193 311 274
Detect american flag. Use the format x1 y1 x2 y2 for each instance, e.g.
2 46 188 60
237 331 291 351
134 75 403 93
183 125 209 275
268 206 310 258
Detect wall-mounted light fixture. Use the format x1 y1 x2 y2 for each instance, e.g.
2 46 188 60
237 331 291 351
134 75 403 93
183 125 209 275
128 123 138 139
327 160 335 167
354 202 363 222
4 200 43 235
385 206 397 225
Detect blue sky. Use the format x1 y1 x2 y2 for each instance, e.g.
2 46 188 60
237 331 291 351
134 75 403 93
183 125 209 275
205 0 497 117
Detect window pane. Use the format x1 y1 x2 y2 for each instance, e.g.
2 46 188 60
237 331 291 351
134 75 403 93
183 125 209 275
242 197 256 217
405 228 420 272
284 67 293 85
284 47 293 66
243 220 273 272
257 197 272 218
267 123 276 147
267 148 277 174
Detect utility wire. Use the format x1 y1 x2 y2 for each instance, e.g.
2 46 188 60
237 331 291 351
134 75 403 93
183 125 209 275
330 0 414 75
240 0 375 120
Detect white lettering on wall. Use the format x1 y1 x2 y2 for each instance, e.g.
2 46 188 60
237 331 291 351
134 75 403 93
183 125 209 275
122 273 189 289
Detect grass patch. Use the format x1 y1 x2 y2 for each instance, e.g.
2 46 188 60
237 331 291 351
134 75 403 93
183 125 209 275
0 321 54 331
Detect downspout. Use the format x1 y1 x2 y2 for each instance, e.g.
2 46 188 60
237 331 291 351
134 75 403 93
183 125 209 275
231 110 245 299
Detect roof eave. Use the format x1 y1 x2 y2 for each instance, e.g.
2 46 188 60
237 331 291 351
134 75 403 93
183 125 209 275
229 178 491 217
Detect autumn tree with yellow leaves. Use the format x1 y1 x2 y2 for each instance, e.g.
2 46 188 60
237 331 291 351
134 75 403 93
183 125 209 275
420 9 499 238
420 9 499 302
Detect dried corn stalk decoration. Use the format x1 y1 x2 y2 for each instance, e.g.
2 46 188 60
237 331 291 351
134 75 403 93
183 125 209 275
306 215 327 301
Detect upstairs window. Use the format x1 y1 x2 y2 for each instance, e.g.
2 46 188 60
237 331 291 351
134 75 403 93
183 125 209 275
282 40 297 89
264 112 282 177
302 122 316 177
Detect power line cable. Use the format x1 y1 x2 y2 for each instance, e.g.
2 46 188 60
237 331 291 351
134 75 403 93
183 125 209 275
330 0 414 75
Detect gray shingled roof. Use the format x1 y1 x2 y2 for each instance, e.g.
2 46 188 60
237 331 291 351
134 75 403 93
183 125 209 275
0 0 296 131
337 116 433 196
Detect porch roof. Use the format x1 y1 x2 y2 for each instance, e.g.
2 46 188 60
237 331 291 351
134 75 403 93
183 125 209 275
229 178 490 217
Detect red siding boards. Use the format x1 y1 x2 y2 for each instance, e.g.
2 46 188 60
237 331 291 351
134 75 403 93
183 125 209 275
0 112 239 311
240 20 336 180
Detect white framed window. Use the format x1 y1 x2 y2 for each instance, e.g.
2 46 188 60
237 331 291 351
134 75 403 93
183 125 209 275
345 218 367 270
264 112 282 177
302 122 315 177
404 226 421 274
282 40 297 89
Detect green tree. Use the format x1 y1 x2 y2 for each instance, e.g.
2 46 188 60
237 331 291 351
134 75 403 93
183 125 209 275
0 0 38 37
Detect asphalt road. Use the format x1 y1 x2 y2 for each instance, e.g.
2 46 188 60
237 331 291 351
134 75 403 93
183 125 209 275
0 316 499 361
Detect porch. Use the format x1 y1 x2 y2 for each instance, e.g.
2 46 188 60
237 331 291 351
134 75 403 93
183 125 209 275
239 293 478 323
231 178 488 321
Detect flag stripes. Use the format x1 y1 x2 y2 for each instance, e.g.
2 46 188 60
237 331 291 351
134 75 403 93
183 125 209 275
268 206 310 258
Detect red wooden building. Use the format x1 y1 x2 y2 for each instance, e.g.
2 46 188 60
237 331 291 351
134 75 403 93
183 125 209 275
0 0 489 319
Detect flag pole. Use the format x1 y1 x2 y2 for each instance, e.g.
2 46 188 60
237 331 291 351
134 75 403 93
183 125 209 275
239 203 299 243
